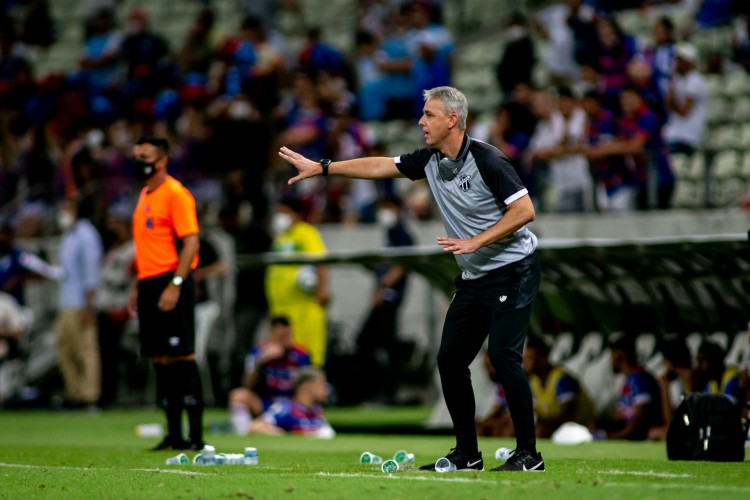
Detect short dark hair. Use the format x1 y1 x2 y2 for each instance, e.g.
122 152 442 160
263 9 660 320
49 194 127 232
660 336 692 369
620 85 643 98
270 316 290 328
582 89 602 101
557 85 575 99
136 136 170 155
610 335 637 364
526 334 551 357
277 196 302 215
697 340 725 367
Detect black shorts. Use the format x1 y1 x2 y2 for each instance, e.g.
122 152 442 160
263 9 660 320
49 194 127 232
137 271 195 357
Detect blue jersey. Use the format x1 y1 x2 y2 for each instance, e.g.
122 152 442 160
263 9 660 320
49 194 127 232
617 365 663 439
246 343 311 402
262 399 327 435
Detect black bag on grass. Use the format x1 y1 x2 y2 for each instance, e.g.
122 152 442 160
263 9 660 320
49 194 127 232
666 393 746 462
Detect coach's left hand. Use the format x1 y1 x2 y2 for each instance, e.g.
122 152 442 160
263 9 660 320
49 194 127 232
158 284 180 312
437 236 480 255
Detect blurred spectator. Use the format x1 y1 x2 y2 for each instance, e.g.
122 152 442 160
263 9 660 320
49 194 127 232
376 7 417 120
550 86 592 212
642 16 677 98
523 334 595 438
96 209 136 408
248 366 334 437
649 335 694 441
532 0 588 84
120 8 171 93
265 198 329 367
695 340 745 408
242 16 286 114
587 86 674 210
21 0 56 49
732 11 750 73
596 335 663 440
495 12 535 95
0 221 62 305
692 0 736 29
587 15 639 113
353 29 385 121
412 30 452 114
664 43 708 156
490 103 532 169
627 58 667 125
228 315 311 435
176 7 215 77
80 7 123 92
55 195 103 410
526 90 557 211
0 290 31 342
297 27 347 77
582 89 632 212
354 195 415 404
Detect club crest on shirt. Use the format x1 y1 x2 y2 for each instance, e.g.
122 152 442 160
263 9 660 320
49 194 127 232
146 217 153 229
457 173 471 192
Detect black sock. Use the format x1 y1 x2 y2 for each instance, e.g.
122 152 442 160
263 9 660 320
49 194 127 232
176 360 204 444
155 363 184 442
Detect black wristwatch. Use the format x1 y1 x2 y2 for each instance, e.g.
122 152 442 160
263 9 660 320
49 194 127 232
320 158 331 177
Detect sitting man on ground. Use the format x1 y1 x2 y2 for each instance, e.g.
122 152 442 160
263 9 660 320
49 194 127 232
524 334 595 438
694 339 745 409
249 366 334 437
649 336 695 441
595 335 664 440
229 316 311 435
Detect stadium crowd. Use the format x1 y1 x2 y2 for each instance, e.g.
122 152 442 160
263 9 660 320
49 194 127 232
0 0 749 439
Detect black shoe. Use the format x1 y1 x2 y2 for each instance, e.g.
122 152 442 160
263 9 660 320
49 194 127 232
151 436 190 451
490 449 544 472
419 448 484 471
187 440 205 451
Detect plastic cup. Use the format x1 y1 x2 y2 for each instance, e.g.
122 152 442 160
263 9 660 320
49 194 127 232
435 457 457 473
381 459 399 473
165 453 188 465
244 447 259 465
359 452 383 464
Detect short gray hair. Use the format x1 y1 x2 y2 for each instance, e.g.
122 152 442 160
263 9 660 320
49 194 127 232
422 86 468 131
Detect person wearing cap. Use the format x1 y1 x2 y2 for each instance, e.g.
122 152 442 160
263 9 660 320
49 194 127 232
664 43 708 156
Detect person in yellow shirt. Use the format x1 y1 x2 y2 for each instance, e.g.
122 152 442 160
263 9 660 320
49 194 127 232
265 198 329 366
524 334 595 438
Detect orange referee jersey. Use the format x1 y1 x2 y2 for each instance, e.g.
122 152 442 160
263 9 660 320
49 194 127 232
132 176 199 280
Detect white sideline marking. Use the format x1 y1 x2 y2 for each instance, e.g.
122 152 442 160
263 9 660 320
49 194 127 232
601 470 691 478
316 472 499 484
0 462 211 476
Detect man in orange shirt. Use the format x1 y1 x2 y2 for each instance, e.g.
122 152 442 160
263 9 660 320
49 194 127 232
128 136 204 451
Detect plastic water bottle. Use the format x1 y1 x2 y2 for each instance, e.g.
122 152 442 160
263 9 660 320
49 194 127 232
165 453 188 465
215 453 227 465
494 447 514 461
435 457 457 473
244 447 259 465
359 452 383 464
393 450 414 463
381 459 399 473
201 445 216 465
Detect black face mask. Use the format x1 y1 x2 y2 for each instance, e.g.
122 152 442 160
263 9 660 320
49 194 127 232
134 159 158 181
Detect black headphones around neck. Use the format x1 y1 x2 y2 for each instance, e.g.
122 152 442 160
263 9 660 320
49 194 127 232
438 136 472 181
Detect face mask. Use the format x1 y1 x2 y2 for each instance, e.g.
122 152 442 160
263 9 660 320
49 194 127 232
271 213 293 236
438 136 472 181
58 211 75 232
376 209 398 228
134 159 158 181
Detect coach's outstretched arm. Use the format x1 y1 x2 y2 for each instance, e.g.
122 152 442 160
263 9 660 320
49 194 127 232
279 147 404 185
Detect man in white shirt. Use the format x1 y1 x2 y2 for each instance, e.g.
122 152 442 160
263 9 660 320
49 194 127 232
664 43 708 155
527 88 591 213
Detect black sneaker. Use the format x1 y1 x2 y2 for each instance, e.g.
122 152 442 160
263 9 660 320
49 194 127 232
151 436 190 451
187 440 205 451
419 448 484 471
490 449 544 472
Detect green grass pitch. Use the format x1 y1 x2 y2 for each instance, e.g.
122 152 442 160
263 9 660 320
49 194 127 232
0 407 747 499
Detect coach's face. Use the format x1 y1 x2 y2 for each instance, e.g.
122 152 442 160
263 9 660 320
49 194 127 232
419 98 455 150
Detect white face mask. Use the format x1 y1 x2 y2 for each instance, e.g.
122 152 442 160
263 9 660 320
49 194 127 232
271 213 293 236
376 209 398 228
58 211 75 232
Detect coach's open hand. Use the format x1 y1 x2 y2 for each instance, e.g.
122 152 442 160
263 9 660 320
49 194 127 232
437 236 480 255
279 147 321 185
